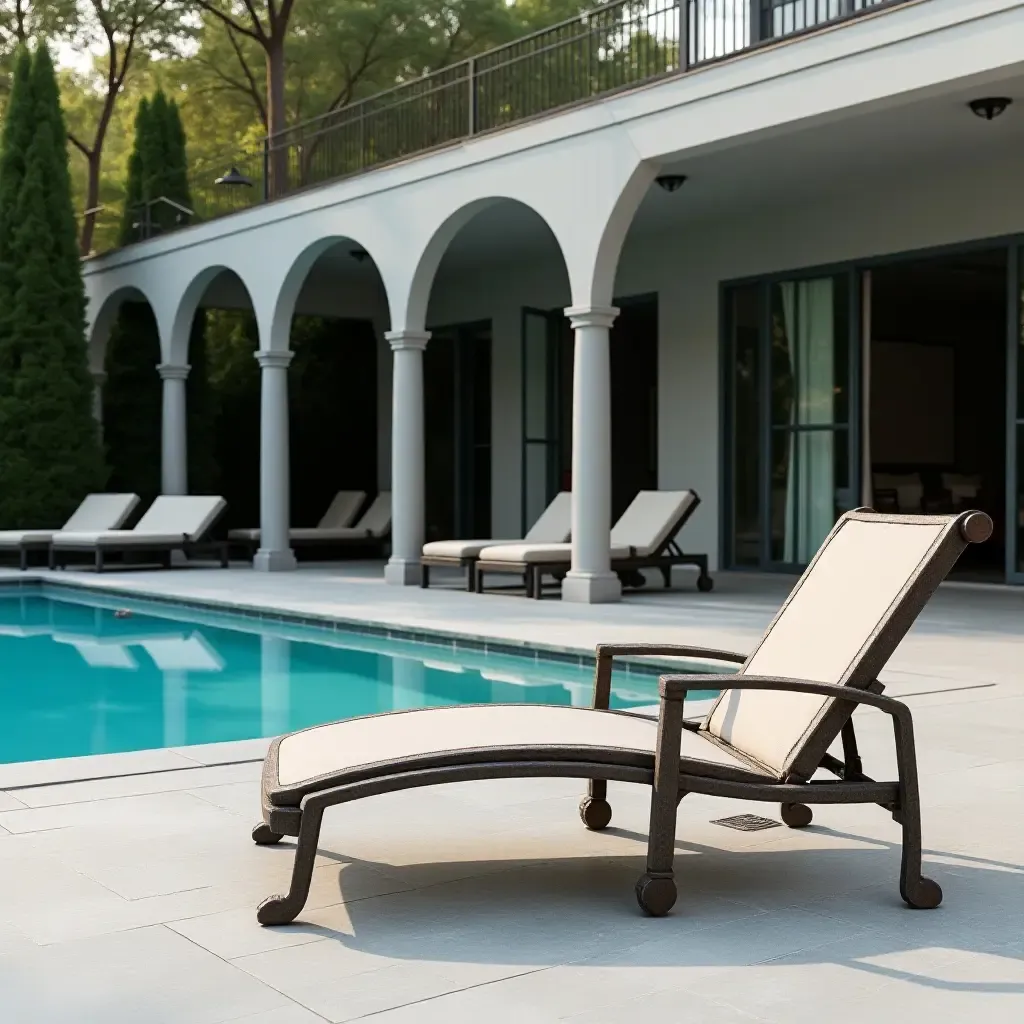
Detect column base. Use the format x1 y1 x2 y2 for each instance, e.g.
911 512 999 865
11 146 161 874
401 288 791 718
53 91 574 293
385 558 423 586
561 571 622 604
253 548 297 572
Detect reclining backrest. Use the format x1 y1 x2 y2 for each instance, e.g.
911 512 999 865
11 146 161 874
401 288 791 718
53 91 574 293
700 510 989 780
524 491 572 543
135 496 226 541
358 493 392 537
317 491 367 530
63 493 140 532
610 490 699 557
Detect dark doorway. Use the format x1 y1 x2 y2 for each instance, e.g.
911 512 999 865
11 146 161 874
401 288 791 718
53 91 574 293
520 296 658 531
869 250 1007 579
424 321 492 542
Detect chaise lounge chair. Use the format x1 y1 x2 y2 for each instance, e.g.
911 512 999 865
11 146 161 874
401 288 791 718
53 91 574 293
421 491 572 591
251 507 991 924
49 495 228 572
474 490 711 598
0 493 139 570
228 490 368 561
290 491 391 557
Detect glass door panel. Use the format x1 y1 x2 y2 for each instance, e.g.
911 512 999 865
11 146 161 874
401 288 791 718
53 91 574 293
521 308 562 532
1013 249 1024 578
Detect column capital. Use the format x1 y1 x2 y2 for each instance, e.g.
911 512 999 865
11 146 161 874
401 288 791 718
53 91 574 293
564 306 619 330
255 349 294 370
385 329 430 352
157 362 190 381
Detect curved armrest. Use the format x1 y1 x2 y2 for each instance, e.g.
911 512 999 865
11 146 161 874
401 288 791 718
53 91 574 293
596 643 747 664
658 673 910 723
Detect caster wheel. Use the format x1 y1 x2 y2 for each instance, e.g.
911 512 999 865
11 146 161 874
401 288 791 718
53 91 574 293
619 570 646 589
252 822 284 845
635 873 676 916
579 796 612 831
780 803 813 828
696 575 714 593
903 876 942 909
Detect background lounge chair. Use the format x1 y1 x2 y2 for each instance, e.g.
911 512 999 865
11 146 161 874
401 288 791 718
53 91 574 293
421 490 572 590
0 493 139 570
250 508 992 925
228 490 367 560
474 490 710 598
49 495 228 572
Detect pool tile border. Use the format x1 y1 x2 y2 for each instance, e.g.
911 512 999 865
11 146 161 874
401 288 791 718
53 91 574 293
0 576 731 680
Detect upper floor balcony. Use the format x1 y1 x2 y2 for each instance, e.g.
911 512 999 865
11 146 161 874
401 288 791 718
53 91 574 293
111 0 912 253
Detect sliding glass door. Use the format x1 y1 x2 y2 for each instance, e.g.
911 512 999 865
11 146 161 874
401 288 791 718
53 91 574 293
726 272 855 570
1010 247 1024 581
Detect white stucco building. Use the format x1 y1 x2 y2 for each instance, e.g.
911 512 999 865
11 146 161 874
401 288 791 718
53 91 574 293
82 0 1024 596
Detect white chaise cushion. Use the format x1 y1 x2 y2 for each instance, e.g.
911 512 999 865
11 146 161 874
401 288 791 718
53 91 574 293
132 495 225 540
273 704 761 796
423 539 520 559
63 493 140 532
524 491 572 543
477 542 631 564
317 491 367 529
610 490 698 557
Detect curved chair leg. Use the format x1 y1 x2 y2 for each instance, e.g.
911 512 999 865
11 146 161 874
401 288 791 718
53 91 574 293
252 822 284 845
257 804 324 925
579 779 612 830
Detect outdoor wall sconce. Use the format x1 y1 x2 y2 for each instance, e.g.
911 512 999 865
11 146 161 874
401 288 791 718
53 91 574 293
215 167 254 187
655 174 688 192
968 97 1012 120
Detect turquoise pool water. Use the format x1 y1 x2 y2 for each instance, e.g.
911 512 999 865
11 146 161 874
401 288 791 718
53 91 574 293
0 590 725 764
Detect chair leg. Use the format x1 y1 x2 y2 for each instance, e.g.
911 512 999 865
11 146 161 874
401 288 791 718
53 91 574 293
420 565 430 589
892 711 942 909
781 802 813 828
257 803 324 925
252 822 283 845
579 779 612 830
95 549 104 572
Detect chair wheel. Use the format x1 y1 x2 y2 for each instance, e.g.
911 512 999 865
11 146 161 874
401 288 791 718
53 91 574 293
252 822 284 845
903 876 942 909
635 874 676 916
780 803 813 828
697 575 714 593
579 796 612 831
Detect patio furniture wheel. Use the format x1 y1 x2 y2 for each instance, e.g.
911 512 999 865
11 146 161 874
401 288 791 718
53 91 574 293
780 802 813 828
619 569 646 589
579 796 612 831
903 876 943 910
635 874 676 917
257 894 297 925
696 574 714 593
252 822 284 845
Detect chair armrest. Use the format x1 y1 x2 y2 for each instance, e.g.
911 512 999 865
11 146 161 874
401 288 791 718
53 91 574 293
589 644 747 711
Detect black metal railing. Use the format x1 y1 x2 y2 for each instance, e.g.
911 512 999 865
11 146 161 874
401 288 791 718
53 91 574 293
107 0 912 252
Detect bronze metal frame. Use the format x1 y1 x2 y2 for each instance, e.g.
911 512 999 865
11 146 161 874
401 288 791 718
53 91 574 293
252 508 991 925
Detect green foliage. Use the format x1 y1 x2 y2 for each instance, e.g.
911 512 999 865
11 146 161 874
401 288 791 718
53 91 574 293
118 96 150 245
0 46 31 308
0 45 104 529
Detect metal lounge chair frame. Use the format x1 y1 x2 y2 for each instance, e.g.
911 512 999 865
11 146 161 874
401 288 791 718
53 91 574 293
250 508 991 925
474 491 710 598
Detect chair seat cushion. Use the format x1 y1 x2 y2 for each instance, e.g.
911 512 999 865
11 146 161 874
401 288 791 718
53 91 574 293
423 539 518 559
267 704 765 805
0 530 55 546
477 543 632 564
52 531 186 548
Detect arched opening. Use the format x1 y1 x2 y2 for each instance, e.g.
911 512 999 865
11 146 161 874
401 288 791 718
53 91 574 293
273 237 390 550
417 199 572 548
95 286 163 504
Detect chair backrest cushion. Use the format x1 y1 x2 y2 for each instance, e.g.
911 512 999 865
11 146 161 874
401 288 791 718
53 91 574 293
524 491 572 543
701 511 976 779
610 490 698 557
135 495 226 541
358 492 392 537
317 491 367 529
63 493 140 532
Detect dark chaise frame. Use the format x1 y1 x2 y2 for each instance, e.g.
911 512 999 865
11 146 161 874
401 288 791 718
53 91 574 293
251 508 991 924
474 493 711 599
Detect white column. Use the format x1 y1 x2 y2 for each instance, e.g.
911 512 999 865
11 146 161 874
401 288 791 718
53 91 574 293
384 329 430 586
260 634 291 737
562 306 621 604
157 363 189 495
254 349 297 572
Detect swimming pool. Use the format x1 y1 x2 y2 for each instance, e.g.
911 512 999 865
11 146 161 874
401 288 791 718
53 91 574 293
0 588 726 763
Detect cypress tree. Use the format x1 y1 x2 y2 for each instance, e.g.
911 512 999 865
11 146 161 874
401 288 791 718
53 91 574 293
0 49 33 331
0 47 105 529
119 97 151 245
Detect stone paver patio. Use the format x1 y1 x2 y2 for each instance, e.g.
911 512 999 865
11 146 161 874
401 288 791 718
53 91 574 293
0 564 1021 1021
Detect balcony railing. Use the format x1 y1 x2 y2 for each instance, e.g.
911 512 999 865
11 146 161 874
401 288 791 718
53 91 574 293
121 0 910 248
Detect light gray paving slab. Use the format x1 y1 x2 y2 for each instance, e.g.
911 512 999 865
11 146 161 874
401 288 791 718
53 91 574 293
0 790 26 811
0 747 199 789
0 924 293 1023
220 1008 328 1024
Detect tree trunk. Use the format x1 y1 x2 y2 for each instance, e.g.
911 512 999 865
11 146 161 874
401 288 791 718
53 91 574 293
266 35 288 198
79 150 102 257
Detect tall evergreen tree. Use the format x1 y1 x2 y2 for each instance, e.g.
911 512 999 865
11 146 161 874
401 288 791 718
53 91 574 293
119 97 151 245
0 48 32 327
0 46 104 529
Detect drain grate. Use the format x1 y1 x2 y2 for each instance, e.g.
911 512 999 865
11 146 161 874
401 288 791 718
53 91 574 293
711 814 782 832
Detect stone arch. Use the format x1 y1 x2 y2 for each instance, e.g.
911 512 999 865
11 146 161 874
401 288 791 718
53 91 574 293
86 284 156 373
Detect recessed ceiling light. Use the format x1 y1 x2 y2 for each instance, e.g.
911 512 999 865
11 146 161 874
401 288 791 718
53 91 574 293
968 97 1012 120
